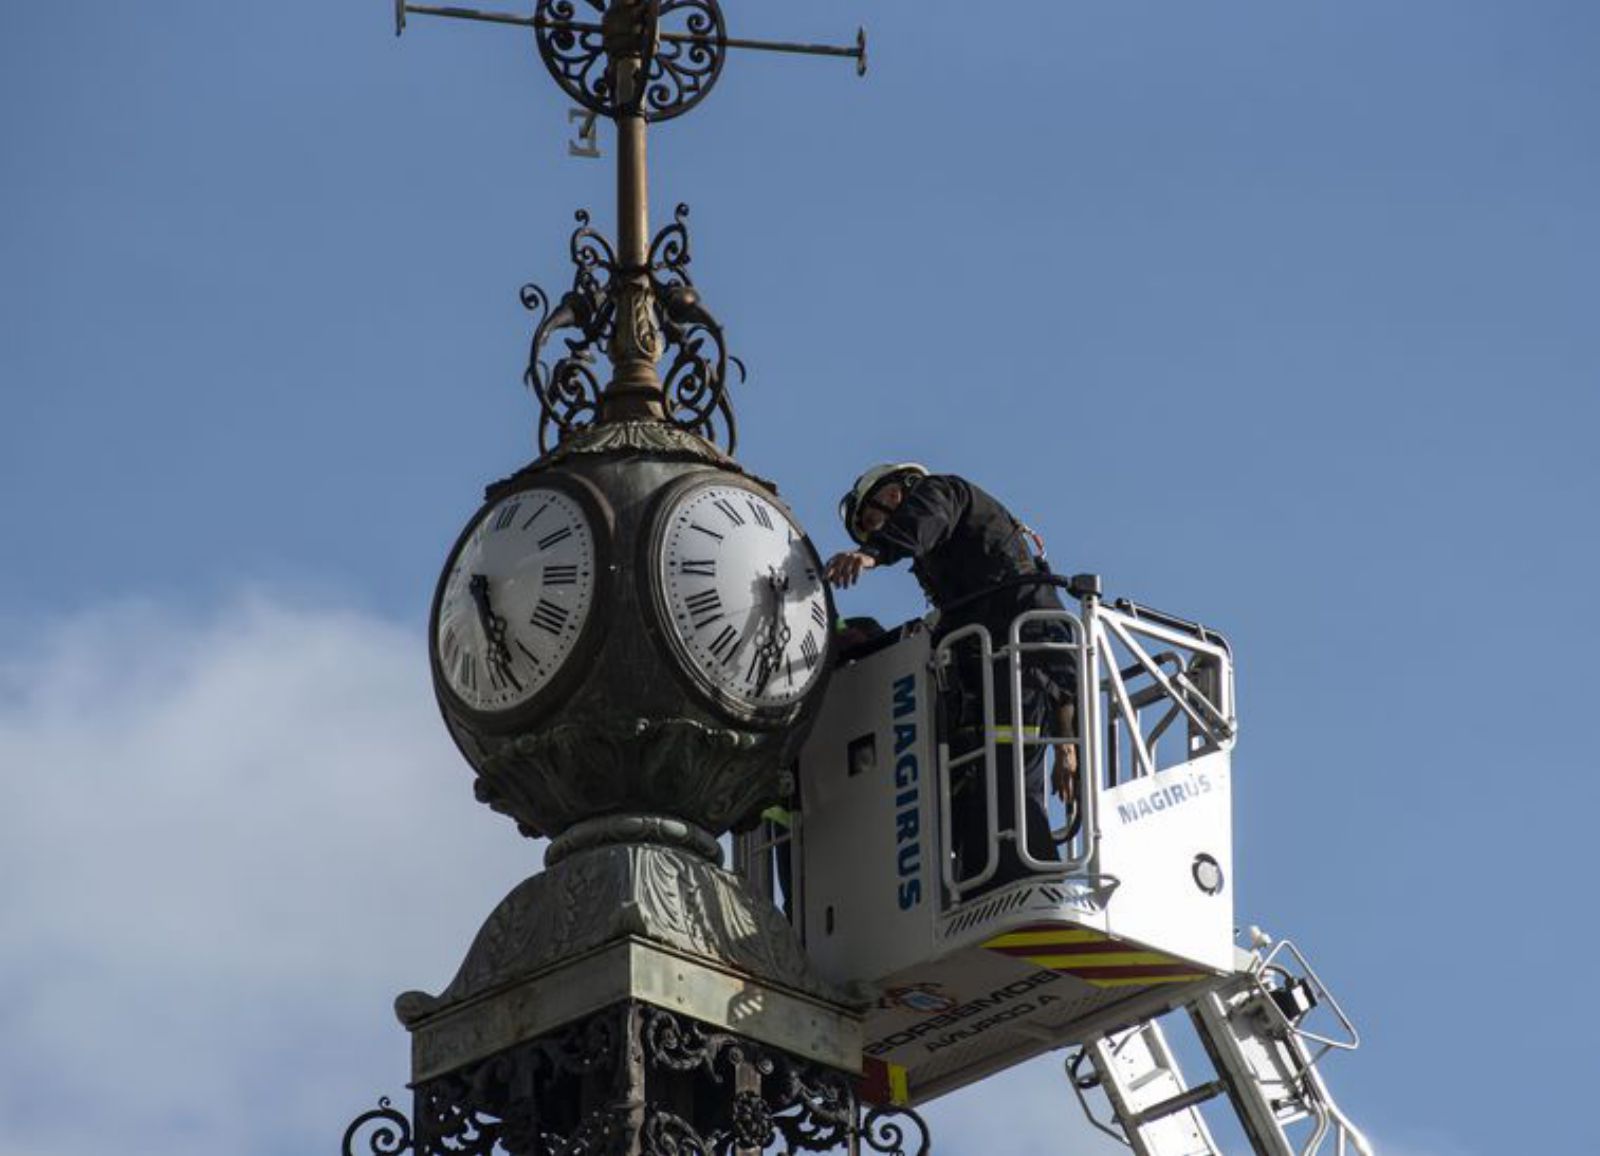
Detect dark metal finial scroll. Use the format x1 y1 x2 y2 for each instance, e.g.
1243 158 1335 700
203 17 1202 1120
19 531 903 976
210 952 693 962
342 1098 414 1156
535 0 728 123
523 204 742 454
861 1104 934 1156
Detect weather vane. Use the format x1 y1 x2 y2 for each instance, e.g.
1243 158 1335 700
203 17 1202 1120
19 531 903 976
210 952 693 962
396 0 866 454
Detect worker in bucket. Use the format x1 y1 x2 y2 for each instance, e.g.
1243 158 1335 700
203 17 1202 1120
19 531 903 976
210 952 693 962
825 464 1078 890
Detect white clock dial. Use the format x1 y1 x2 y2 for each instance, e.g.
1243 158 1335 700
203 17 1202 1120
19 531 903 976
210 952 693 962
658 481 832 712
435 486 597 713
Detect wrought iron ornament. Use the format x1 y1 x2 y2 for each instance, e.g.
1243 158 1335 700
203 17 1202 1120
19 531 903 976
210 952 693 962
397 0 867 102
398 0 863 455
343 1098 414 1156
523 204 742 453
535 0 727 123
343 1003 931 1156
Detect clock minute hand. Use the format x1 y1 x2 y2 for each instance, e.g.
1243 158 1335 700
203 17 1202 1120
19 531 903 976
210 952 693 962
751 573 791 696
468 574 522 692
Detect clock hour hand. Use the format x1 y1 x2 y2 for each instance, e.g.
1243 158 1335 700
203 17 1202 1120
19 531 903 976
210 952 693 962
469 574 522 693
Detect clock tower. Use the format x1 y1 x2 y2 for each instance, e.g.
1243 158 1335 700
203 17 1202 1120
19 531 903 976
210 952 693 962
341 3 924 1155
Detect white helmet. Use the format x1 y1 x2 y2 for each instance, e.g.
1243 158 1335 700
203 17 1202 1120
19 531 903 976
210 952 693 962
839 462 929 544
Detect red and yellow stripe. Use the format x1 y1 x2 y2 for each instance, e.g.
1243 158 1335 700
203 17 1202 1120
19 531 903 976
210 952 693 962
983 923 1212 988
860 1057 911 1106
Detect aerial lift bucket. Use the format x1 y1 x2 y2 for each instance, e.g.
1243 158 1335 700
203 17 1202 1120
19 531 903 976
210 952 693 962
784 579 1240 1105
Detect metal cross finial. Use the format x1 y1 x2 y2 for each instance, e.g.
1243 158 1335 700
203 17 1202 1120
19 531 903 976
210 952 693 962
398 0 864 454
397 1 866 121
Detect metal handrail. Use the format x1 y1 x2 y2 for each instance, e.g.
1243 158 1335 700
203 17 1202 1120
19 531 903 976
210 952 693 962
1257 939 1362 1059
931 583 1235 905
1093 600 1236 789
1010 609 1089 875
935 609 1092 898
1104 615 1235 749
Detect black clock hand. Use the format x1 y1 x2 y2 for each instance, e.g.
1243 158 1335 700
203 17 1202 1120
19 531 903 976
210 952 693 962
751 573 791 695
469 574 523 693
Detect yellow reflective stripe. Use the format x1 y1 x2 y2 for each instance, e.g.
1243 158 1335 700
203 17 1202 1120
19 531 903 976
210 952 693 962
985 928 1105 948
1025 951 1177 969
1085 974 1210 988
888 1063 910 1106
992 725 1043 742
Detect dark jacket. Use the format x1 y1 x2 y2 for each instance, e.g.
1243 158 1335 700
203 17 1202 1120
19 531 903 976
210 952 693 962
859 474 1060 638
861 474 1076 769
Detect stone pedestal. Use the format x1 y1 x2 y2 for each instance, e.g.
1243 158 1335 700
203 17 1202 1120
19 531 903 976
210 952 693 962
353 838 905 1156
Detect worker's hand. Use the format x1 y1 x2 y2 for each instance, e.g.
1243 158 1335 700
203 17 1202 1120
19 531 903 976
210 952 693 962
824 550 877 589
1052 743 1079 802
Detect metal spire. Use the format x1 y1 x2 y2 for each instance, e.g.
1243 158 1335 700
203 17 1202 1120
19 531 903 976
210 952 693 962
396 0 866 453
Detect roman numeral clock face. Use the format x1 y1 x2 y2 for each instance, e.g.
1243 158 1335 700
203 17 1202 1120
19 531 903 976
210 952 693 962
433 485 598 716
656 480 832 715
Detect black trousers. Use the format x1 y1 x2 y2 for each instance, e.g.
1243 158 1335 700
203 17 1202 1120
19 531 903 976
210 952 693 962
949 703 1060 891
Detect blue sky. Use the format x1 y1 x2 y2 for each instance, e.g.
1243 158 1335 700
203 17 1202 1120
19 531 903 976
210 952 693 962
2 2 1597 1154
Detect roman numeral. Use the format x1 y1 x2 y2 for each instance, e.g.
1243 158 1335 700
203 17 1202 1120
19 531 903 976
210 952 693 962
537 526 574 551
679 558 716 577
712 498 746 527
493 503 521 531
520 502 551 531
531 599 571 635
747 501 774 530
707 624 739 664
685 588 723 629
810 602 828 629
690 522 724 542
456 651 477 692
800 632 820 670
515 639 543 667
441 626 462 666
544 564 579 586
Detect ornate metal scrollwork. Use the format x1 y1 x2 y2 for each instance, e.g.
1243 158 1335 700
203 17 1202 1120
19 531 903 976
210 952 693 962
860 1104 933 1156
523 204 740 454
647 204 741 452
636 1007 856 1155
345 1004 931 1156
638 0 726 122
534 0 615 117
343 1098 415 1156
768 1062 855 1153
535 0 727 123
408 1006 633 1155
730 1091 776 1151
641 1107 712 1155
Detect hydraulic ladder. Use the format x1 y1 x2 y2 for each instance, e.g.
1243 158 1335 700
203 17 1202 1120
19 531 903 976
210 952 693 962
1067 935 1373 1156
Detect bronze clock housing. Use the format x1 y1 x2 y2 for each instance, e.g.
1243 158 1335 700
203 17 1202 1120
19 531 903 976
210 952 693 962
431 426 835 843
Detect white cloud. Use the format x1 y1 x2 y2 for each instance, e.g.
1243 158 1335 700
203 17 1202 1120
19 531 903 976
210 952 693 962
0 592 1140 1156
0 595 533 1156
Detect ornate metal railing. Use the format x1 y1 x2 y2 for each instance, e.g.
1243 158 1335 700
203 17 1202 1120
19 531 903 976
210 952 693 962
342 1002 930 1156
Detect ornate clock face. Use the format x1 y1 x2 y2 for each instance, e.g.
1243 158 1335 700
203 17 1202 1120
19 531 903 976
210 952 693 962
655 479 832 714
433 485 598 715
